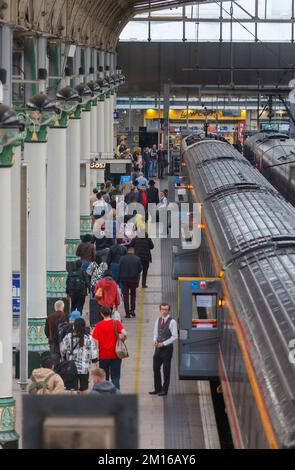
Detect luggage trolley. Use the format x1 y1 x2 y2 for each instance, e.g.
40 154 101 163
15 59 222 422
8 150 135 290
178 277 222 380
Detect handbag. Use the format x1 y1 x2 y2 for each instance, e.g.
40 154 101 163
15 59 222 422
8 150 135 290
113 320 129 359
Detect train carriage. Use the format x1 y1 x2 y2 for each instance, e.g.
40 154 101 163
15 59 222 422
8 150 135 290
179 135 295 448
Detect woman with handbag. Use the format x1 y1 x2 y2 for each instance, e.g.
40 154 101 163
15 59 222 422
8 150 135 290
92 305 127 390
60 318 98 393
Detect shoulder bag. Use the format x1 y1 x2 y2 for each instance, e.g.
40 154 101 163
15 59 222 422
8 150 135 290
113 320 129 359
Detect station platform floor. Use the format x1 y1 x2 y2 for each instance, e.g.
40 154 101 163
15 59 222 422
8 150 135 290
13 177 220 450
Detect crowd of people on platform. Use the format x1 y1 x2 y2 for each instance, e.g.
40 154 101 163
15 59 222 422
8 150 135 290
115 139 168 180
29 151 177 398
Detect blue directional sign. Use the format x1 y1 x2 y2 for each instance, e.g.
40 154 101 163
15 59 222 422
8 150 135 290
120 175 131 185
12 272 20 316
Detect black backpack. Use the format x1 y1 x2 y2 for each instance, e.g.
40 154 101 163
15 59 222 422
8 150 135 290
54 318 71 344
68 270 86 295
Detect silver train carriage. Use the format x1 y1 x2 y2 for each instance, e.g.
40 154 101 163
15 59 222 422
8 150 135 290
243 132 295 205
179 137 295 449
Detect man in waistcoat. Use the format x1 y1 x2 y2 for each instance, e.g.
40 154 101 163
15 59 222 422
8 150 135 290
149 303 178 396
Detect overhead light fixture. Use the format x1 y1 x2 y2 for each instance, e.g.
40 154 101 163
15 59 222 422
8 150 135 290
26 93 57 128
74 83 94 105
0 104 24 160
56 86 82 114
87 81 102 96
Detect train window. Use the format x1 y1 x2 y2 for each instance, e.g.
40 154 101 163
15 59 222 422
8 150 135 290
191 294 217 329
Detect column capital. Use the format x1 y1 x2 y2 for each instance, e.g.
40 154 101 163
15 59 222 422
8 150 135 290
69 105 82 120
47 271 68 298
51 111 69 129
0 397 18 447
0 146 17 168
28 318 49 352
25 125 48 143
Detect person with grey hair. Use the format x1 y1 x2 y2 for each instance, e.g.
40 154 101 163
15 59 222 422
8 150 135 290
90 368 120 395
45 300 68 355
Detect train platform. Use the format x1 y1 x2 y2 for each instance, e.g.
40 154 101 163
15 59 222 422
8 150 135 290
12 177 220 450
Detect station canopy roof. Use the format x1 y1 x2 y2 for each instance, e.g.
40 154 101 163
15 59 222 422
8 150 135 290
13 0 211 51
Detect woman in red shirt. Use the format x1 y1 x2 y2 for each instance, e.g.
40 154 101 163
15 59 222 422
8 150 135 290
92 305 127 390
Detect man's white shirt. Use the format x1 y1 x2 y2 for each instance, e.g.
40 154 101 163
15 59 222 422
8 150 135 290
153 315 178 347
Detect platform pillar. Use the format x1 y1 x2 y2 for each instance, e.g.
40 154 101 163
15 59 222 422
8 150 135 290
90 98 98 190
80 103 92 237
0 168 19 448
46 123 68 314
24 139 49 359
66 113 81 270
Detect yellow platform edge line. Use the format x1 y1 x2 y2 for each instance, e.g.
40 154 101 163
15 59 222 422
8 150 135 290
133 287 145 394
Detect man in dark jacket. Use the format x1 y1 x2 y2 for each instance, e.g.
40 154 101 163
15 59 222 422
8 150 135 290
90 368 119 394
118 247 142 318
45 300 67 354
157 145 167 179
66 259 89 313
130 233 154 288
143 147 151 180
147 180 159 204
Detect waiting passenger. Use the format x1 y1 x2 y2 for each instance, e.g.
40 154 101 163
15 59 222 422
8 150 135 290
60 317 98 394
149 303 178 396
76 234 96 272
90 187 98 211
90 368 120 395
130 231 154 289
28 356 65 395
94 270 121 312
45 300 68 355
147 180 160 205
118 246 142 318
107 238 127 283
135 172 148 189
66 260 89 314
92 192 108 220
87 252 108 296
92 306 127 390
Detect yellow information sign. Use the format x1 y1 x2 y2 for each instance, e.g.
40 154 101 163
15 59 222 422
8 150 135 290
145 109 246 121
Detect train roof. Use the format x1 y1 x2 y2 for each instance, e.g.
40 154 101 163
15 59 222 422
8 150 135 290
183 137 295 447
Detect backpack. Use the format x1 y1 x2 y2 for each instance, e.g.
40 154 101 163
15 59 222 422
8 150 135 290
68 271 86 295
28 372 55 394
54 318 71 344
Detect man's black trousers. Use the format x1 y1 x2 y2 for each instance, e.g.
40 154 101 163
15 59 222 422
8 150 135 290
153 345 173 393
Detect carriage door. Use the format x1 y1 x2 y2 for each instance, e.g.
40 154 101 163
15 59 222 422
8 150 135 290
178 277 222 380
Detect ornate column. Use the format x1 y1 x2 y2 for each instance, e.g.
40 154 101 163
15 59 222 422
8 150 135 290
66 106 81 270
46 112 68 313
0 104 24 449
23 94 56 364
80 99 92 237
11 146 21 348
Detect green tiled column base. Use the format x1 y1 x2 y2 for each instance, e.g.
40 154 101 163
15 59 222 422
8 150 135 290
47 271 68 298
65 239 80 263
80 216 92 236
0 397 19 448
28 318 48 352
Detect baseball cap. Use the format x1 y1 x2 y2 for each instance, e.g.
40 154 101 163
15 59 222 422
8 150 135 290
69 310 81 321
